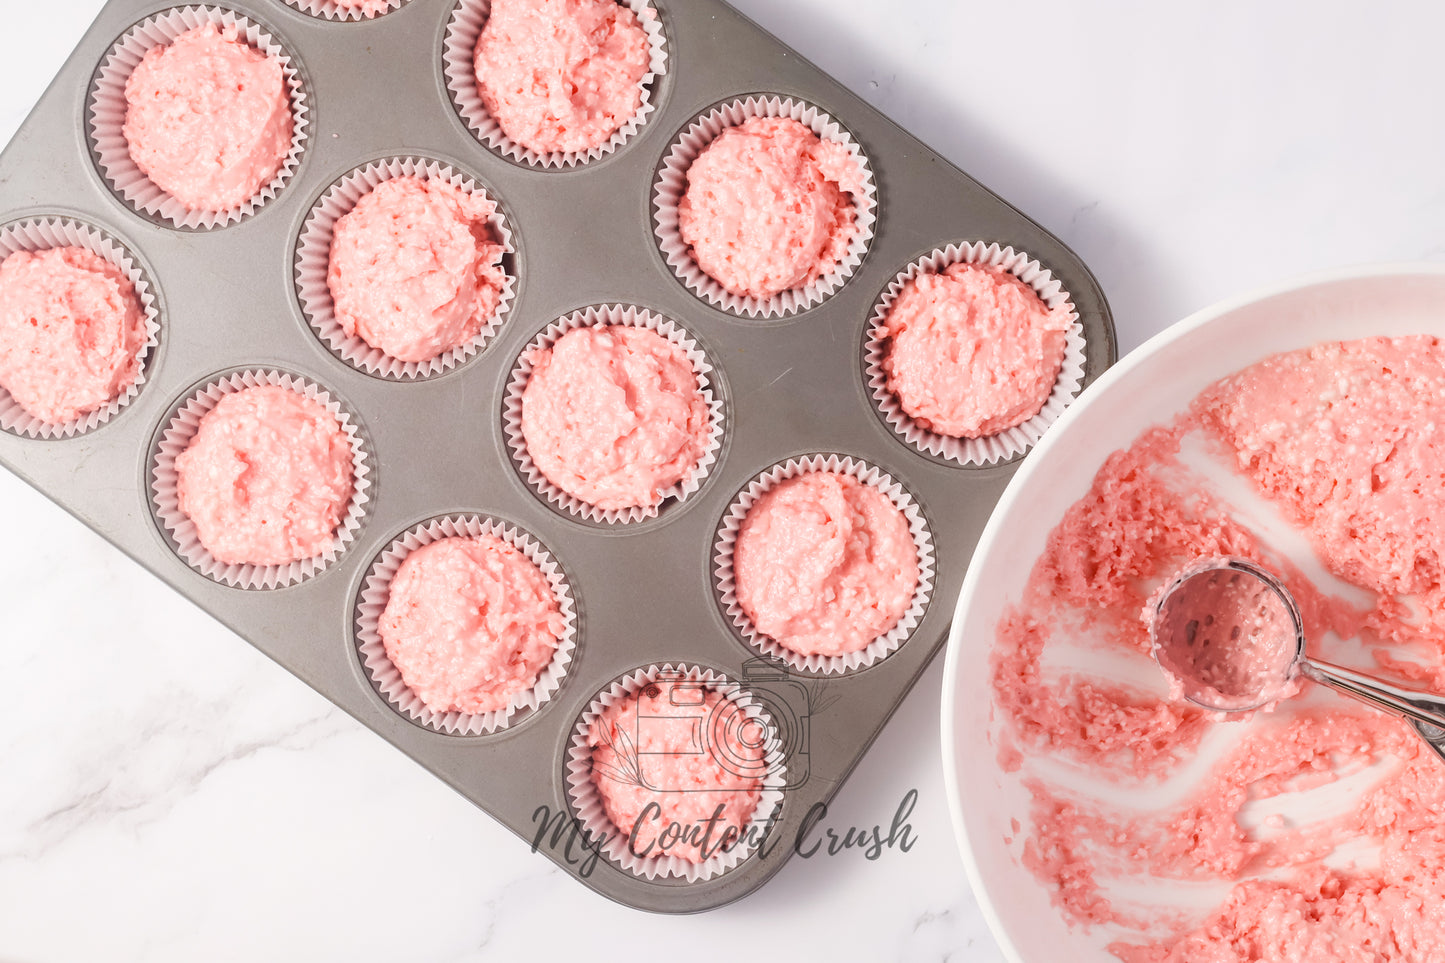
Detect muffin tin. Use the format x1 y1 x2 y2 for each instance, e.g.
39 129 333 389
0 0 1114 911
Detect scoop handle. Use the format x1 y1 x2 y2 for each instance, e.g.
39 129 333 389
1299 658 1445 730
1410 718 1445 765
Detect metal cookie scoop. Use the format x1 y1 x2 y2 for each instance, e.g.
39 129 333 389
1149 556 1445 761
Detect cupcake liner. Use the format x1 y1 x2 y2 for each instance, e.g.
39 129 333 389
151 369 371 589
278 0 409 21
865 242 1086 466
0 218 161 440
714 454 935 674
294 157 516 380
503 304 724 524
443 0 669 168
88 5 310 230
354 514 577 735
566 663 787 882
653 95 877 319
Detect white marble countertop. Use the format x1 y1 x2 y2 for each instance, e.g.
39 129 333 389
2 2 1443 960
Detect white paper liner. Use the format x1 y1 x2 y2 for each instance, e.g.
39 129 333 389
503 304 724 524
865 242 1086 466
443 0 668 168
714 455 935 674
0 218 161 440
151 369 372 589
566 664 787 882
294 157 516 380
278 0 409 21
354 514 577 735
653 95 877 319
88 5 310 230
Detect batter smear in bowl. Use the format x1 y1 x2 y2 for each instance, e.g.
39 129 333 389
991 335 1445 961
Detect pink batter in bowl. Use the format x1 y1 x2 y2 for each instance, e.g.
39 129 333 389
942 267 1445 963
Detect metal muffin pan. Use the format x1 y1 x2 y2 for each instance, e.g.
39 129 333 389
0 0 1115 912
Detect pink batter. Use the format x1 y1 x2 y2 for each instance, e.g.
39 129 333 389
990 335 1445 960
519 324 709 511
473 0 650 154
880 262 1071 438
379 534 564 715
0 246 146 425
327 176 507 364
333 0 390 13
734 471 918 658
1151 560 1302 711
175 385 353 567
678 116 861 301
587 682 764 864
123 23 292 211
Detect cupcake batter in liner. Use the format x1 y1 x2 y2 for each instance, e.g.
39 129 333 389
279 0 410 21
443 0 668 168
354 514 577 736
503 304 724 525
294 156 515 380
88 5 310 230
715 454 934 674
865 241 1086 466
150 369 372 589
654 95 876 319
0 218 160 440
566 663 786 882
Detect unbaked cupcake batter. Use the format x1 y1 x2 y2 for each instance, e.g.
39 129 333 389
0 246 147 426
519 323 710 511
122 22 293 211
174 384 353 567
734 470 917 658
473 0 650 154
678 115 862 301
327 175 507 364
880 261 1070 439
587 682 764 864
379 534 564 715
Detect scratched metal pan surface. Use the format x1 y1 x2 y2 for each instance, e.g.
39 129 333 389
0 0 1115 912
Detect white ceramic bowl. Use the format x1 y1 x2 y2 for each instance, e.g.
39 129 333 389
940 264 1445 962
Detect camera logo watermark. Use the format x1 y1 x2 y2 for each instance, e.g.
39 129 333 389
531 661 920 876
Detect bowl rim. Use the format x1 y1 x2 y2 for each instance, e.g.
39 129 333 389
938 259 1445 963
